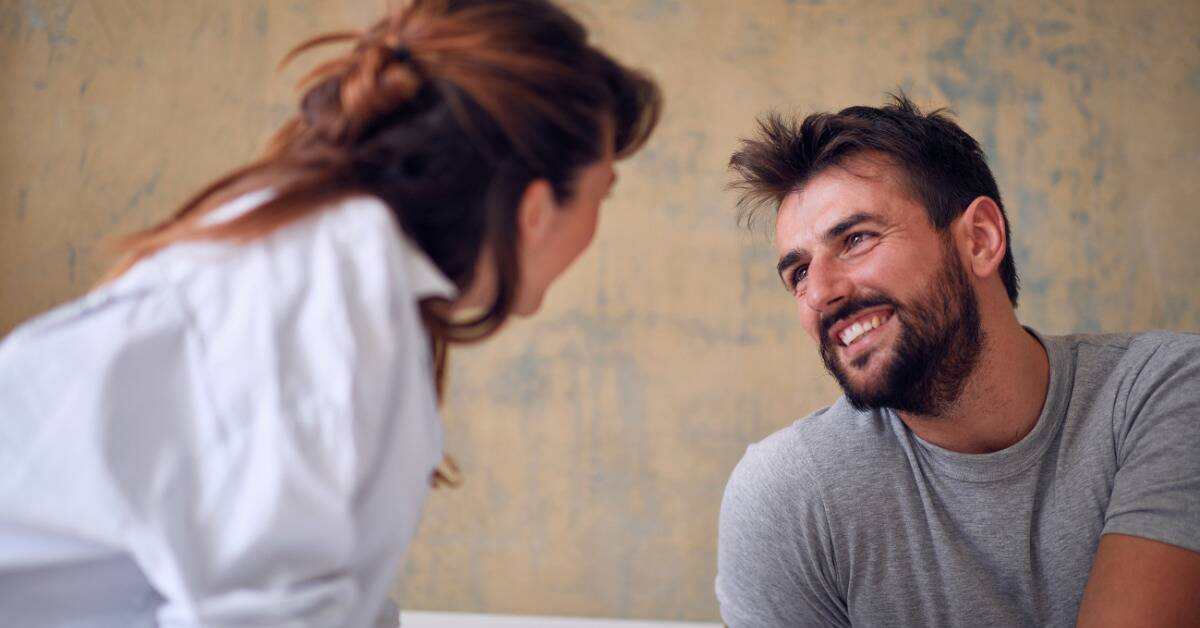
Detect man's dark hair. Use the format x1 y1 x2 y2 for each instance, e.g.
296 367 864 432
729 93 1019 306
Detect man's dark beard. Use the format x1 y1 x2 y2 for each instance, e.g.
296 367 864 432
818 244 983 417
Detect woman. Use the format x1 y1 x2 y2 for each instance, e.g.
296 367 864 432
0 0 660 625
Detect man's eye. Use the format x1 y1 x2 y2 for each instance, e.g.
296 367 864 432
846 232 874 249
791 265 808 289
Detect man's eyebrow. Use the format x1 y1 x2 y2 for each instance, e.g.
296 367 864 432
824 211 878 241
776 249 806 283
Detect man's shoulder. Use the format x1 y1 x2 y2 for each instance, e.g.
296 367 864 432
1123 330 1200 362
1050 329 1199 358
1048 330 1200 385
758 397 892 455
726 398 903 507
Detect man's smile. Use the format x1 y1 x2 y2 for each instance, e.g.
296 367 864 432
818 305 898 367
831 306 895 347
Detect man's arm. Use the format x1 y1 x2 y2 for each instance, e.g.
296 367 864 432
716 441 848 628
1076 534 1200 628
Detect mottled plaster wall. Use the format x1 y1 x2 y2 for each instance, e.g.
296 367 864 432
2 0 1198 621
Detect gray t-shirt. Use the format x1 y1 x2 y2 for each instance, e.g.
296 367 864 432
716 331 1200 627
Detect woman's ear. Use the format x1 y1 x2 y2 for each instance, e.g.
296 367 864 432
955 196 1007 279
517 179 558 248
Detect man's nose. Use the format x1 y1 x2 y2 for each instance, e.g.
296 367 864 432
804 260 851 314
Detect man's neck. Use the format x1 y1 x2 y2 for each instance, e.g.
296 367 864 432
897 316 1050 454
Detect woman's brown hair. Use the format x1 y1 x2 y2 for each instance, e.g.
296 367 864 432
105 0 661 398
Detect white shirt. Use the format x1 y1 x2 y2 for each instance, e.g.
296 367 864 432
0 192 455 627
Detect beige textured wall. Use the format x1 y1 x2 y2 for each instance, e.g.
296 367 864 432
3 0 1198 622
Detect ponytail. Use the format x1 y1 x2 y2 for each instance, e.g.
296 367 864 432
104 0 661 399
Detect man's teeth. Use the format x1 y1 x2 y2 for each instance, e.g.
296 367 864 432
839 315 885 346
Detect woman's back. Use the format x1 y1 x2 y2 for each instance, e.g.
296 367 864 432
0 194 452 625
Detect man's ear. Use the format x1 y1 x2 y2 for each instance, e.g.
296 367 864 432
955 196 1007 279
517 178 558 248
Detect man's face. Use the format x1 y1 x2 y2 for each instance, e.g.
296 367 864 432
774 156 983 416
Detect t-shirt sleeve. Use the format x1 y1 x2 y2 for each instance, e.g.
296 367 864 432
716 439 849 628
1102 336 1200 553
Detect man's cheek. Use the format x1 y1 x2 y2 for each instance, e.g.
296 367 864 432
797 312 821 343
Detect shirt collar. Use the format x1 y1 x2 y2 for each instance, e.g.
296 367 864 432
397 233 458 301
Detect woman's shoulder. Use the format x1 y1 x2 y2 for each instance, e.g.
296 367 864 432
172 193 441 391
172 192 454 308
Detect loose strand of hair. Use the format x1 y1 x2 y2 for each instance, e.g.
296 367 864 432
97 157 285 284
278 30 363 71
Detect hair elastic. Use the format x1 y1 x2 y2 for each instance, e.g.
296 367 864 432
391 45 413 63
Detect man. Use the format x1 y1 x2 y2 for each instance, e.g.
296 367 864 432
716 95 1200 627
